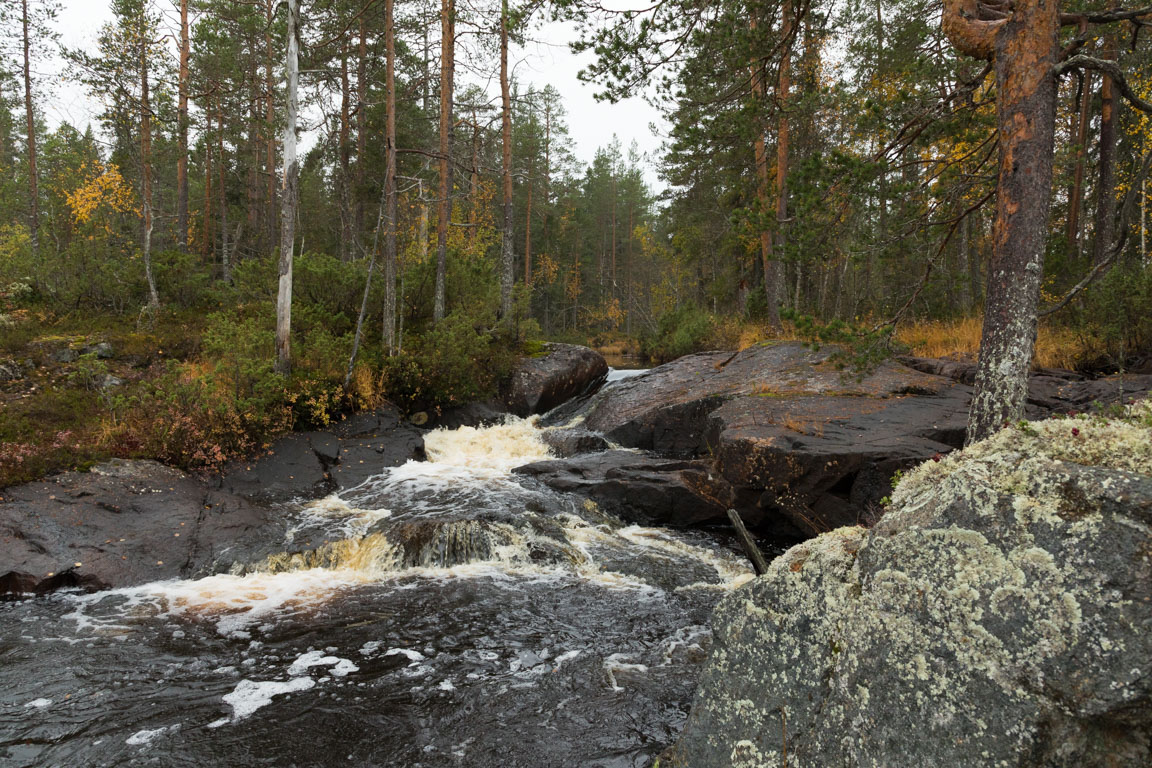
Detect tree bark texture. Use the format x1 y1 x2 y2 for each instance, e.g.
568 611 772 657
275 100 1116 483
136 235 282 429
434 0 454 322
1065 70 1092 258
177 0 190 250
22 0 38 251
1092 23 1118 266
749 14 782 330
948 0 1059 444
499 0 515 322
383 0 398 353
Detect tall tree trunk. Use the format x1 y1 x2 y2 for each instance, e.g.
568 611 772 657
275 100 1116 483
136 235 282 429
265 0 278 249
749 14 782 330
499 0 515 322
775 0 793 309
203 104 214 261
275 0 300 375
356 18 367 242
382 0 398 353
218 110 231 282
1092 24 1118 267
524 158 533 285
339 42 353 261
22 0 38 251
944 0 1059 444
176 0 190 250
140 19 159 310
1065 70 1092 258
433 0 454 322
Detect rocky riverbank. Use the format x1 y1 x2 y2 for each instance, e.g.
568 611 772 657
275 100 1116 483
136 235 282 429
662 401 1152 767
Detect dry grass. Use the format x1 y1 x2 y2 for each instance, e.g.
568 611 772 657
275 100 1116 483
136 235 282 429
896 317 1097 371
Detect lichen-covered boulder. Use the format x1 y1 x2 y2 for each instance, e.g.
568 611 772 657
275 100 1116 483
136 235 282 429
665 404 1152 767
504 343 608 416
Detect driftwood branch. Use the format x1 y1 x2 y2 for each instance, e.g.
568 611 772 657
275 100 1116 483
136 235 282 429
727 509 769 576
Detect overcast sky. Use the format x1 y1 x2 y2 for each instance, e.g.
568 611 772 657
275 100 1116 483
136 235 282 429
42 0 667 190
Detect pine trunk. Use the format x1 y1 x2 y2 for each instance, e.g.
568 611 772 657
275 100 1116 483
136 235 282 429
1092 26 1118 267
499 0 515 322
22 0 38 251
176 0 190 250
433 0 454 322
749 14 781 330
1065 71 1092 258
960 1 1059 443
382 0 399 353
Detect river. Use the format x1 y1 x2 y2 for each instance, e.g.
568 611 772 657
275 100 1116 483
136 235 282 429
1 386 767 767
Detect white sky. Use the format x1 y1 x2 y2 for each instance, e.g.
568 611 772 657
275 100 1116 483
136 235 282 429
42 0 667 190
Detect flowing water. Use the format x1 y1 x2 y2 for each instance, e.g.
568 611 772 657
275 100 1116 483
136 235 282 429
1 416 761 767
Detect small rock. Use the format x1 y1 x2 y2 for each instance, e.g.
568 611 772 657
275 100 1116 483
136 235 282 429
0 359 23 382
49 348 78 364
99 374 124 389
81 342 114 359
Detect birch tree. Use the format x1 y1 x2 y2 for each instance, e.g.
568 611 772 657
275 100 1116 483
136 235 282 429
275 0 300 374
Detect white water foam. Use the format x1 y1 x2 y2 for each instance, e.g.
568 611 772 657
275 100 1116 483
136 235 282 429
287 649 360 677
211 677 316 725
423 416 553 471
293 494 392 538
126 725 178 745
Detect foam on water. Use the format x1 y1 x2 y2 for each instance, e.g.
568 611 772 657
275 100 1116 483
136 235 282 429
212 677 317 725
423 416 553 471
64 569 370 639
293 494 392 538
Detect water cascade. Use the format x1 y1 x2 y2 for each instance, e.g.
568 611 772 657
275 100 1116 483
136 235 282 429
1 416 757 767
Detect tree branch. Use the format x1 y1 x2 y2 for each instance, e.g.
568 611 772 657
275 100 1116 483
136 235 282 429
1056 55 1152 113
1040 149 1152 317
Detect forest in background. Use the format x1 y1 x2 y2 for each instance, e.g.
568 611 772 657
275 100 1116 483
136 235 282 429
1 0 1151 486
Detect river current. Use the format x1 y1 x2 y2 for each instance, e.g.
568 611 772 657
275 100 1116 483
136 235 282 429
1 388 765 767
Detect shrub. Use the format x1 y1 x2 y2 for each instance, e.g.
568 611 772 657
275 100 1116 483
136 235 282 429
641 304 716 362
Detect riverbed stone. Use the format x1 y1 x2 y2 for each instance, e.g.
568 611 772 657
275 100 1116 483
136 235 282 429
664 403 1152 767
539 427 612 457
0 459 286 597
504 343 608 416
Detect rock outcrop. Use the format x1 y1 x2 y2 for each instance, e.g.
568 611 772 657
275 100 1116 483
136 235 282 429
514 450 735 528
504 343 608 417
664 404 1152 767
544 343 970 534
1 460 286 598
217 404 425 501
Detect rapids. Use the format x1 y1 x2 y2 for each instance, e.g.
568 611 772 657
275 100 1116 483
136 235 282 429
1 414 768 767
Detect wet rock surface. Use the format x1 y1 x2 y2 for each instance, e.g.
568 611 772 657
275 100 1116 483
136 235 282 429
504 343 608 417
217 404 425 500
0 460 285 598
515 450 735 528
539 427 612 457
543 343 1152 535
665 406 1152 767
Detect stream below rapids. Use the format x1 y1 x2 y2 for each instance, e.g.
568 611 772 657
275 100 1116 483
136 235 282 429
1 402 774 767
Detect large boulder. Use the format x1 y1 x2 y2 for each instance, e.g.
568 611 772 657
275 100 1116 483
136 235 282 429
504 343 608 416
664 405 1152 767
0 460 286 598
